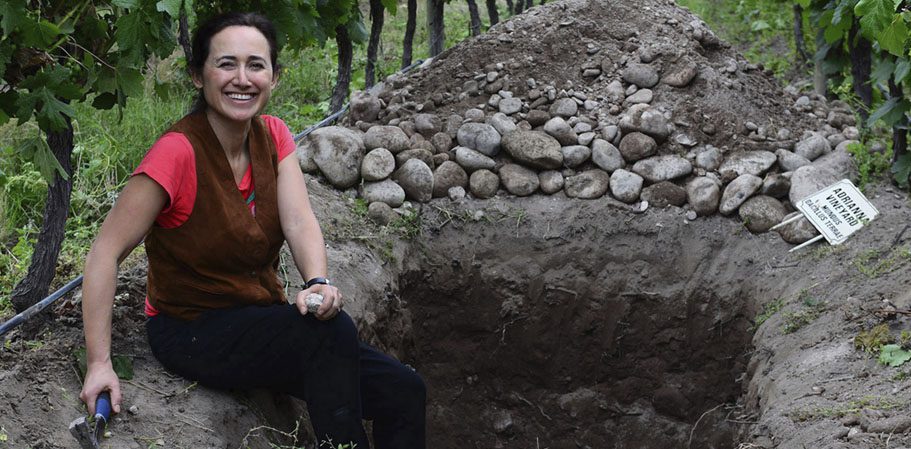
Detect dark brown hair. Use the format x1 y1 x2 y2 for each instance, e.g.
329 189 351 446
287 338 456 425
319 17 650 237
189 12 280 112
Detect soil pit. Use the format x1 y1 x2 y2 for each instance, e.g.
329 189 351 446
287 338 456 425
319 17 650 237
380 197 787 449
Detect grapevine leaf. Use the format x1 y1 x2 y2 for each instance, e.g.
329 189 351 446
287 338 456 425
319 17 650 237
114 9 147 65
112 0 139 9
878 16 909 57
867 97 910 127
91 92 117 110
19 67 82 100
895 59 911 83
0 0 27 38
21 137 67 185
871 58 895 84
346 17 368 44
0 91 16 117
879 344 911 367
856 0 895 38
796 0 811 7
34 88 75 132
116 67 144 98
751 20 770 32
380 0 397 15
893 154 911 188
832 0 855 27
37 19 61 45
155 0 181 17
824 18 850 44
0 40 12 78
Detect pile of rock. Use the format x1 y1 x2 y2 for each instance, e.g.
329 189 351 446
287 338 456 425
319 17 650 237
295 0 860 244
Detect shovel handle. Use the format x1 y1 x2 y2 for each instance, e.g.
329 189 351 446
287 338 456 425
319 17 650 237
94 391 112 423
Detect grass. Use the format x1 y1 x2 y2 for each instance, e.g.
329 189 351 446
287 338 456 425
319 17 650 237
676 0 801 78
846 141 893 190
854 324 893 354
0 2 494 312
782 291 825 334
752 298 783 330
853 245 911 278
789 396 905 422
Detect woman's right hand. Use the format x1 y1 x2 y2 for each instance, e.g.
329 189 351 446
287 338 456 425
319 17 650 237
80 361 122 416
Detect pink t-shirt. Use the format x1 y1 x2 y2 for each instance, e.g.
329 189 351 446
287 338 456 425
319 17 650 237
134 115 295 316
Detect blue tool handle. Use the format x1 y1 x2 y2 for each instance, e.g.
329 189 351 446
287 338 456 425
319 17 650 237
94 391 112 423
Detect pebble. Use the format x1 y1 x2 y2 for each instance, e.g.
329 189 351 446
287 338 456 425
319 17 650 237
305 293 324 313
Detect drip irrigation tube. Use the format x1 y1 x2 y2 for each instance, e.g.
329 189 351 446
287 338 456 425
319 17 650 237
0 275 84 337
0 57 430 338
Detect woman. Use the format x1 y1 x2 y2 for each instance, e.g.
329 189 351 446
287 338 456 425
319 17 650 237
79 12 425 448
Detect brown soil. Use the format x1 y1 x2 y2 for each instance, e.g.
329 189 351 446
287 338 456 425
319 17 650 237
2 0 911 448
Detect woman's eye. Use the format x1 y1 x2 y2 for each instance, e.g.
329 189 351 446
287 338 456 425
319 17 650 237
218 62 236 69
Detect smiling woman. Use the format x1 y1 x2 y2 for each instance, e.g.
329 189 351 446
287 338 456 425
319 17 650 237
78 12 426 448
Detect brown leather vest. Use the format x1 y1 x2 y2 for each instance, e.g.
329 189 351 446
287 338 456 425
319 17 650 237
146 113 286 320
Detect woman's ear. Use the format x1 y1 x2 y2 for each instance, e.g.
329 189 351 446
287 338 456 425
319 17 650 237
191 70 204 89
271 70 281 89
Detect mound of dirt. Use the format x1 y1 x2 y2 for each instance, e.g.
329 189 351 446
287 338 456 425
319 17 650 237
1 1 908 448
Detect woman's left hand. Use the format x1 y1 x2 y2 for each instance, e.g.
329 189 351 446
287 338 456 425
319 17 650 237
295 283 343 320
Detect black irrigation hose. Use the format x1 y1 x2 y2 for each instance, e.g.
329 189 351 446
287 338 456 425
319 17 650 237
0 58 430 338
0 275 83 337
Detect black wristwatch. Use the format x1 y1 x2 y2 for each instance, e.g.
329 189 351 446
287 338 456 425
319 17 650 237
305 277 331 288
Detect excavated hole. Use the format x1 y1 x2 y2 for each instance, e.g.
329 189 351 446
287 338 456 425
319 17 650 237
383 218 772 449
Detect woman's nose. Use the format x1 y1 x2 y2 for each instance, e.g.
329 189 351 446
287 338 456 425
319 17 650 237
234 67 251 86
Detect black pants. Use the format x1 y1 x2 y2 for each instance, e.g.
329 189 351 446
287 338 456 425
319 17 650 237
146 304 426 448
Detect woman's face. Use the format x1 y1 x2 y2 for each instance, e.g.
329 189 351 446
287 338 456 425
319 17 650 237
193 25 277 126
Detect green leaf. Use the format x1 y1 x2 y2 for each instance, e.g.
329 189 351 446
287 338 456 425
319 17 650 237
34 88 76 132
856 0 896 37
796 0 812 7
112 355 134 380
867 97 910 127
116 67 144 98
0 0 28 38
114 9 147 65
37 19 61 45
895 59 911 83
0 40 12 80
91 92 117 109
751 20 770 32
879 344 911 367
112 0 139 9
832 0 855 27
21 136 67 185
894 153 911 188
878 16 909 57
155 0 182 17
872 58 895 84
380 0 397 15
824 18 850 44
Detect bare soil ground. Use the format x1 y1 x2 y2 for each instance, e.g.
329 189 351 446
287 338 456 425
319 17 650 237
1 0 910 448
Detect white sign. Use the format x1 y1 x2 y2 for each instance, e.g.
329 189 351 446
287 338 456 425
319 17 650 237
795 179 879 245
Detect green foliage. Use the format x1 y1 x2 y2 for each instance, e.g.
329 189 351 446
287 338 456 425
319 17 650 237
893 153 911 189
879 344 911 367
855 323 892 354
790 395 905 421
753 298 784 330
782 291 825 334
846 141 892 188
75 346 135 380
677 0 798 77
852 245 911 278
